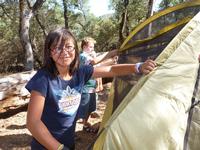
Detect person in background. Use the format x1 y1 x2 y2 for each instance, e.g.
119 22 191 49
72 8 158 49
26 27 156 150
76 37 118 133
81 38 103 92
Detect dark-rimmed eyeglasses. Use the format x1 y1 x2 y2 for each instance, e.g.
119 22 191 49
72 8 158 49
54 45 75 53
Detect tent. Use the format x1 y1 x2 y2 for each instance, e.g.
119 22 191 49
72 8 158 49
92 1 200 150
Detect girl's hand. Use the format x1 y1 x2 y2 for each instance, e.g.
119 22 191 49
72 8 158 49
140 59 156 75
110 49 118 57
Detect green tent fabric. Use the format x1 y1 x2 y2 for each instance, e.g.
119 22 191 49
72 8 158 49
93 8 200 150
98 1 200 134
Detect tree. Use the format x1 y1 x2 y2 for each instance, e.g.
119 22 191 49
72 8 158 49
62 0 69 29
159 0 187 10
0 0 153 73
111 0 149 44
19 0 45 71
119 0 129 44
0 1 25 73
146 0 154 19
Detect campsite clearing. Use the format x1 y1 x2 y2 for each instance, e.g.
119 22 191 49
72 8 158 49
0 83 111 150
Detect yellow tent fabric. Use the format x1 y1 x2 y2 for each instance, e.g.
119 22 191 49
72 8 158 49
99 1 200 134
93 11 200 150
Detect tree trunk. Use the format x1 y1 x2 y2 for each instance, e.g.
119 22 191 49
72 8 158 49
63 0 69 29
146 0 155 36
119 9 127 44
35 13 47 37
119 0 129 44
146 0 154 19
19 0 33 71
19 0 45 71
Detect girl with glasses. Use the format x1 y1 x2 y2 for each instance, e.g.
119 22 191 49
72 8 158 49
25 27 156 150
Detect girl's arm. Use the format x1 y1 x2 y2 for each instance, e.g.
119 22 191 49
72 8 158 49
26 91 61 150
95 56 118 67
92 59 156 78
91 49 118 65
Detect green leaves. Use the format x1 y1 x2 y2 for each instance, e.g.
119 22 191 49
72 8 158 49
0 0 155 73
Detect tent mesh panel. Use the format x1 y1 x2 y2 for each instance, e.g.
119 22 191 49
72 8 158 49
113 5 200 112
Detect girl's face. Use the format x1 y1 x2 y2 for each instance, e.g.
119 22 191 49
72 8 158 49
51 39 75 68
83 42 94 53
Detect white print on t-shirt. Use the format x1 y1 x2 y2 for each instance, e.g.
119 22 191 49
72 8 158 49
57 86 81 116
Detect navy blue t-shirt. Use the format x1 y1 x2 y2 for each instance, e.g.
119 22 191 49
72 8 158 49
25 65 93 149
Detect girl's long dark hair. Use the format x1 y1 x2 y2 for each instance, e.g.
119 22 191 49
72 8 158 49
43 27 79 77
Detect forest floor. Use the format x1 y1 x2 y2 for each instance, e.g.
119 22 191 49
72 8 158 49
0 83 111 150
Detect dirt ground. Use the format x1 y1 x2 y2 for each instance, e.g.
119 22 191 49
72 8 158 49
0 83 111 150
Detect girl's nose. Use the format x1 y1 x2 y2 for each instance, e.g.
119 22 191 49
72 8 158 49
62 50 70 56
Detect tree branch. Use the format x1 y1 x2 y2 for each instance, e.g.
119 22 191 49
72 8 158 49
35 13 47 36
32 0 46 13
0 3 12 20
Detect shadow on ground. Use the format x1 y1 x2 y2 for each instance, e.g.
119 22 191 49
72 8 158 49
75 128 98 150
0 133 31 150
